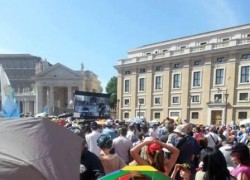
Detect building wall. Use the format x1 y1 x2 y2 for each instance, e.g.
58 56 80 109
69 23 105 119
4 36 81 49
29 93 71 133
115 24 250 125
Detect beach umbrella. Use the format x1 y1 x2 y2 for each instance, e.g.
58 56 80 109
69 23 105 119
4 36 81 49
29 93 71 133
99 165 171 180
0 117 83 180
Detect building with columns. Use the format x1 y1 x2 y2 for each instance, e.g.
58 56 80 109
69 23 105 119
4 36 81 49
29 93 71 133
0 54 102 116
115 24 250 125
35 63 102 115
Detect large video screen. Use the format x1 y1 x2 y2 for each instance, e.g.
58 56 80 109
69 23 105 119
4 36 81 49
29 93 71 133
73 91 110 119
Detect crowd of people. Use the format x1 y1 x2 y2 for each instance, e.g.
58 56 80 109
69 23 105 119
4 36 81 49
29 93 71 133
60 117 250 180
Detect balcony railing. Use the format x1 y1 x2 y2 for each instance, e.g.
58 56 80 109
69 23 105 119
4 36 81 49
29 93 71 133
117 37 250 66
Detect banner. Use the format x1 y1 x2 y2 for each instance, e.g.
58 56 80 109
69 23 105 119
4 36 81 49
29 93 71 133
0 65 20 118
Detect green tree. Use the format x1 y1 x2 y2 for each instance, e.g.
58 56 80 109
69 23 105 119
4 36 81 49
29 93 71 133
106 76 117 108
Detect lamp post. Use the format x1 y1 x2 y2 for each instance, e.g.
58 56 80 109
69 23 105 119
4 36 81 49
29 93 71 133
138 99 142 118
117 99 120 119
188 95 192 121
224 90 229 125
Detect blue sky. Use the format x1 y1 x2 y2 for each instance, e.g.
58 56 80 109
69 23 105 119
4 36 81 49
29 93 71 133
0 0 249 91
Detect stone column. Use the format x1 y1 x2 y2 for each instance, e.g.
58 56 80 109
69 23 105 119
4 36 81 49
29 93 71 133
67 86 72 109
49 86 54 115
36 85 43 114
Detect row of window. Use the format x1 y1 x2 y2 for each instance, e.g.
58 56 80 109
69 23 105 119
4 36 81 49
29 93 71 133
143 35 250 56
124 54 250 76
123 111 248 120
123 92 250 107
124 64 250 93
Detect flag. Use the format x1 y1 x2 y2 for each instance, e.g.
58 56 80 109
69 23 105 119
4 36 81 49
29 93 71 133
0 65 20 118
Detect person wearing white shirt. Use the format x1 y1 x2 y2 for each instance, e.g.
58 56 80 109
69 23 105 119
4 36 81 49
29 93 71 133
85 121 101 157
205 126 221 148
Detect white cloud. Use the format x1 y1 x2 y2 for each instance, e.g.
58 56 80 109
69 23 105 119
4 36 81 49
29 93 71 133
200 0 239 27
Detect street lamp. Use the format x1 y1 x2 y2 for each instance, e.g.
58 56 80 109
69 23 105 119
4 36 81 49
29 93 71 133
138 99 143 118
188 95 192 121
224 90 229 125
117 99 120 119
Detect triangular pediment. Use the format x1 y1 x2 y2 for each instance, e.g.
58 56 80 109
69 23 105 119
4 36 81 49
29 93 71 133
36 63 81 78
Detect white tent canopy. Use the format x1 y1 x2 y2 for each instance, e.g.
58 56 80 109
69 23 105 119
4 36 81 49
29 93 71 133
240 118 250 126
0 117 83 180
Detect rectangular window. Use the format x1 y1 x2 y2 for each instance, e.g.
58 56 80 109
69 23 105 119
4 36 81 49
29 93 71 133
154 112 161 119
222 38 230 41
173 64 180 68
137 111 145 118
215 69 224 85
154 97 161 105
173 73 180 89
172 96 180 104
193 71 201 87
138 97 145 105
239 92 249 102
214 94 222 103
238 112 247 119
155 66 163 71
125 70 131 75
191 112 199 119
162 49 168 52
169 111 180 117
191 95 200 103
124 79 130 92
138 78 145 91
139 68 146 73
154 76 162 90
242 54 250 59
240 66 250 83
194 60 201 66
200 42 207 46
180 45 186 49
124 99 130 106
124 112 129 118
217 57 225 63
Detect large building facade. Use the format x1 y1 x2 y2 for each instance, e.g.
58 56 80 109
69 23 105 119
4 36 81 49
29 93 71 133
115 24 250 125
0 54 102 116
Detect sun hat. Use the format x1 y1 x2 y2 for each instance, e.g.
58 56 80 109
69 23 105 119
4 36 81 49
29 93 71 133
173 124 187 135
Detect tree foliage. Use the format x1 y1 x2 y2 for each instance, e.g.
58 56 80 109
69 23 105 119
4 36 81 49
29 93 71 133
106 76 117 108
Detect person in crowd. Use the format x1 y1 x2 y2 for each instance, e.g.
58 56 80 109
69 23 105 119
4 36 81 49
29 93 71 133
113 127 133 164
205 125 221 148
223 125 232 139
82 123 92 135
229 143 250 180
172 124 199 166
166 124 175 144
219 140 236 170
171 163 192 180
130 138 179 175
193 126 204 144
148 122 159 139
85 121 101 156
198 137 213 165
195 148 236 180
97 134 126 174
238 127 249 145
218 126 227 142
126 123 138 143
101 119 118 139
80 137 105 180
133 132 144 147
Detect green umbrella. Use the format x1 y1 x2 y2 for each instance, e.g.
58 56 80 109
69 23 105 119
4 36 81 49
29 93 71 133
99 165 171 180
